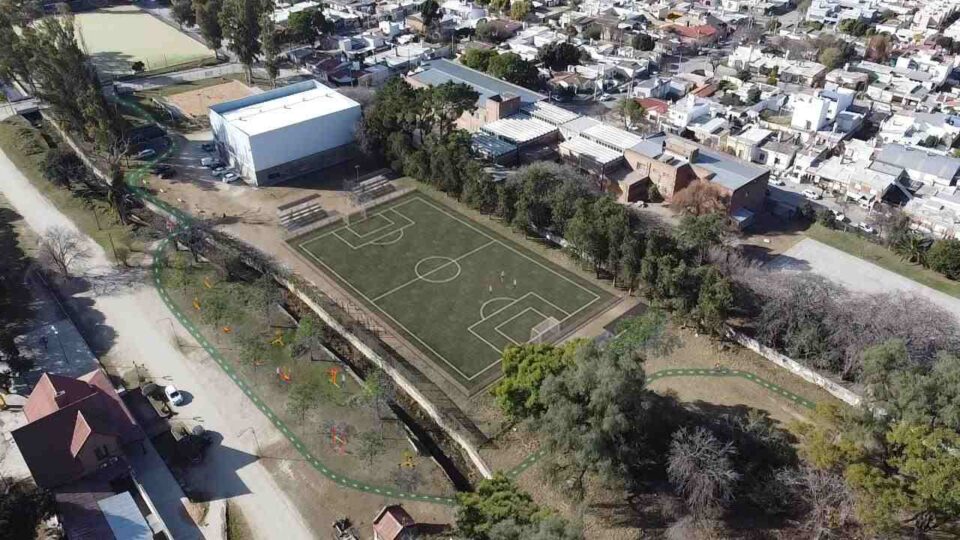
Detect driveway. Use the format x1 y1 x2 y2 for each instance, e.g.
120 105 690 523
0 147 315 540
768 238 960 321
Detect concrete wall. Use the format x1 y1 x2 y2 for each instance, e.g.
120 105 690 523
728 330 863 407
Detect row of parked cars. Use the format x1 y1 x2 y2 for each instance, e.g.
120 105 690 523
200 143 240 183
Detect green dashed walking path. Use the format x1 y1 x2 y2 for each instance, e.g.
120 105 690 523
120 98 819 505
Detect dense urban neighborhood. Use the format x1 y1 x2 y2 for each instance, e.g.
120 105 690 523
1 0 960 538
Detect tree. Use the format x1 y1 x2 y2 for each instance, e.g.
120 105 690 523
867 34 891 62
613 97 644 128
671 180 729 216
846 423 960 535
674 212 727 265
39 226 90 277
539 315 671 496
286 376 326 420
348 370 394 433
487 52 541 90
260 12 280 85
292 312 328 358
509 0 531 21
694 267 734 335
818 47 844 69
926 239 960 280
462 48 498 71
194 0 224 53
487 516 582 540
779 466 856 538
487 0 509 15
131 60 145 74
171 0 196 28
537 42 580 71
354 430 386 465
455 473 545 540
220 0 269 82
475 20 510 43
492 341 581 420
0 11 33 89
667 426 740 519
631 33 655 51
286 6 326 44
0 478 55 540
893 232 930 266
42 147 86 188
419 0 440 27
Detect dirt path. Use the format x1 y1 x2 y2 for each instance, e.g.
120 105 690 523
0 147 316 540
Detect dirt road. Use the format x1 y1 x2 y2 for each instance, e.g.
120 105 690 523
0 148 316 540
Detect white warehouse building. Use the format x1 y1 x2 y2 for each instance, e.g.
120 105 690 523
209 80 361 186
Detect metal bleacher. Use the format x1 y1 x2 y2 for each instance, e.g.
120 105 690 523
277 194 327 231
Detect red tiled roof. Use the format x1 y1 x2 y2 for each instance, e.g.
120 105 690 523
670 24 719 39
637 98 669 115
373 505 415 540
13 369 143 488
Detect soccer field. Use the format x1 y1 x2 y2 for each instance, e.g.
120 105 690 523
291 192 615 393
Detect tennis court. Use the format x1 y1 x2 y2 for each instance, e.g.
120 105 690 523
290 192 615 393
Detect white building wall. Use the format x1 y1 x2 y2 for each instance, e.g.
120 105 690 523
247 106 360 172
210 110 257 180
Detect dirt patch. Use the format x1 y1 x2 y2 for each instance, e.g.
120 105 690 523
165 80 258 119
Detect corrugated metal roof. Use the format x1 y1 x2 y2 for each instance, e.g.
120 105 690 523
876 144 960 181
481 117 556 144
98 492 152 540
520 101 580 126
411 59 545 106
582 124 645 151
559 136 623 165
471 133 517 157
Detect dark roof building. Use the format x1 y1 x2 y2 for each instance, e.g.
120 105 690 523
875 144 960 187
408 59 545 107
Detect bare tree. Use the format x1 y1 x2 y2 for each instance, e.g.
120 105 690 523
779 466 855 539
671 180 730 216
667 427 740 520
38 227 89 277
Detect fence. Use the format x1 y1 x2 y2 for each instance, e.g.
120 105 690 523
114 63 246 93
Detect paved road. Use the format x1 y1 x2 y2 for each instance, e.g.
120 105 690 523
0 147 315 540
769 238 960 321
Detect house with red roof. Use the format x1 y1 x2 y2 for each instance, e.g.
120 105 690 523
373 505 417 540
13 370 144 489
667 24 721 48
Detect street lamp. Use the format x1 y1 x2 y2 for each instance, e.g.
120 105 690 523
50 325 68 365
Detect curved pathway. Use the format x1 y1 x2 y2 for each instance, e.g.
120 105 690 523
121 99 819 505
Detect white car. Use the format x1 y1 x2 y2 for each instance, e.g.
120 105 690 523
201 156 219 167
802 188 822 200
221 171 240 183
133 148 156 160
164 385 184 406
769 177 785 186
857 222 875 234
832 210 846 222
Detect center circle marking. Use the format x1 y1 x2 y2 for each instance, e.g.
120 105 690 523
414 256 461 284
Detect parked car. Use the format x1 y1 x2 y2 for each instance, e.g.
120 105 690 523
832 209 846 222
221 171 240 183
769 177 785 186
164 385 184 406
133 148 156 160
802 188 822 200
858 222 875 234
201 156 222 168
599 93 613 102
201 142 216 152
211 166 227 177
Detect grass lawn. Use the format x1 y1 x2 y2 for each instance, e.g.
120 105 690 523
74 6 215 78
806 223 960 299
290 191 616 394
0 118 138 257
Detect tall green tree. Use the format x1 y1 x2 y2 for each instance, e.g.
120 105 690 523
220 0 271 82
455 473 546 540
0 11 32 89
0 478 55 540
492 340 582 421
419 0 440 26
537 42 580 71
286 6 326 44
487 52 541 90
195 0 224 54
260 12 280 85
926 239 960 280
461 48 498 71
674 212 727 265
171 0 196 28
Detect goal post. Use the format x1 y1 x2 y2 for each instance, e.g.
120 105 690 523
343 177 370 226
530 316 562 344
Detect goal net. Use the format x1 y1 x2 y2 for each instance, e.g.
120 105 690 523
529 317 562 344
343 178 370 226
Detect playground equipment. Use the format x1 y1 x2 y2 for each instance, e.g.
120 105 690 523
276 366 291 383
270 330 285 347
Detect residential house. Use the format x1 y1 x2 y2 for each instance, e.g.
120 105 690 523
903 187 960 239
874 144 960 188
878 111 960 148
825 68 870 91
665 23 721 50
667 94 712 131
790 88 854 132
727 125 773 162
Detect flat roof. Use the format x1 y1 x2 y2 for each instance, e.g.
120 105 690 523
410 59 545 106
559 136 623 165
212 80 359 137
630 134 767 191
520 101 580 126
876 143 960 180
481 116 557 144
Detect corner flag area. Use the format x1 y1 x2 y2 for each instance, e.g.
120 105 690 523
289 192 616 394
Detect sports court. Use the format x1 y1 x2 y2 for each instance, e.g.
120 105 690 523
290 192 615 393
